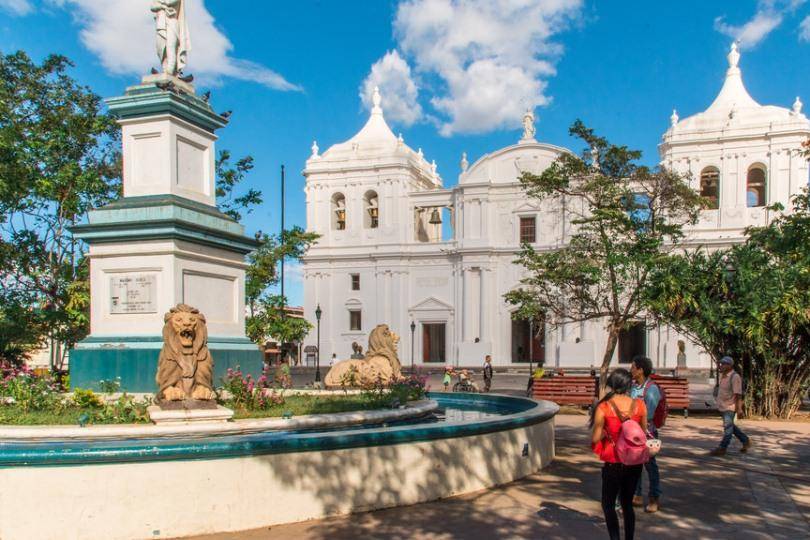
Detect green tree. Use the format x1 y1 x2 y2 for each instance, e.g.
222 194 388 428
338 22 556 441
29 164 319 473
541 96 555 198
646 193 810 418
505 121 703 388
215 150 261 222
245 228 319 347
0 52 120 367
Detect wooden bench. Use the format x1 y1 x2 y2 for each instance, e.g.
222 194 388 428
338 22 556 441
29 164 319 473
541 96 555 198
651 374 690 418
532 376 598 406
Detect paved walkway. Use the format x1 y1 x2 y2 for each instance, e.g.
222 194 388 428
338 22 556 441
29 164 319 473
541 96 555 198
186 414 810 540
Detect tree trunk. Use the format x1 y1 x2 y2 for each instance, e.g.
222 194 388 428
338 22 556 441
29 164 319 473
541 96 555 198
599 327 620 396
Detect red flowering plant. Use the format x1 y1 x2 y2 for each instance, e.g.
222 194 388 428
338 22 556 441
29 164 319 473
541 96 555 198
0 359 61 411
220 365 285 411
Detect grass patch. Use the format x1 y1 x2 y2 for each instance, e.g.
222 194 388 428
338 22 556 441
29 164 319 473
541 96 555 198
0 405 151 426
229 395 382 420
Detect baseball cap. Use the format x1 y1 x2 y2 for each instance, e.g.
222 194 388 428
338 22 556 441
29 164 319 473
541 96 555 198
719 356 733 365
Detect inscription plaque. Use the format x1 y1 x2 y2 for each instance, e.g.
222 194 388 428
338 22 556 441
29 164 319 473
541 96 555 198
110 274 157 314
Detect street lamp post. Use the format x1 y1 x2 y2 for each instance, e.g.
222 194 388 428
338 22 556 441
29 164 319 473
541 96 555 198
528 319 534 375
527 319 535 397
315 304 322 384
410 320 416 374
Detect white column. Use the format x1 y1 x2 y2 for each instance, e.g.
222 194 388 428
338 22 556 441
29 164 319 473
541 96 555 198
384 270 392 324
463 268 481 341
479 268 489 342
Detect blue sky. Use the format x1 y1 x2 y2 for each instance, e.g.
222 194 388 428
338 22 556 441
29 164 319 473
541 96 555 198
2 0 810 307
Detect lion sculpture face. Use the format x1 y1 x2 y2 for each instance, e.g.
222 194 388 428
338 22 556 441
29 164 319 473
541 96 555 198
170 310 199 348
368 325 398 351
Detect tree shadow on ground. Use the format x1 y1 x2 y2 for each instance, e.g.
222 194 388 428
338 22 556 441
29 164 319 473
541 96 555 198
184 415 810 540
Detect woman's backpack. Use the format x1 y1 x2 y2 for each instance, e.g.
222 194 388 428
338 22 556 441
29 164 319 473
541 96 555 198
608 400 650 466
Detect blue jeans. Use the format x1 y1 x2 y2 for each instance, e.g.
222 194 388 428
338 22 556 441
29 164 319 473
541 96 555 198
720 411 750 449
635 428 661 498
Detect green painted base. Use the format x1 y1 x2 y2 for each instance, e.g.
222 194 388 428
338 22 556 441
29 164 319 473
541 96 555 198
70 338 264 393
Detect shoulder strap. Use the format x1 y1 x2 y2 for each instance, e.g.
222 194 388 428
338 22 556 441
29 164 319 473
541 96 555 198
608 399 630 422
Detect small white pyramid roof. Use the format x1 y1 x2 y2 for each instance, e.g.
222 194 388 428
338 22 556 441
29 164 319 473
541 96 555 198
305 87 441 187
704 42 759 113
667 43 806 135
348 87 398 145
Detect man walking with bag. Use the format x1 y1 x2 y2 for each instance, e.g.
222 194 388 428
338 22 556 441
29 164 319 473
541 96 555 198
630 356 662 513
710 356 751 456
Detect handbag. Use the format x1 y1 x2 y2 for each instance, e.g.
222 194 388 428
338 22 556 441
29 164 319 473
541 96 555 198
646 431 662 457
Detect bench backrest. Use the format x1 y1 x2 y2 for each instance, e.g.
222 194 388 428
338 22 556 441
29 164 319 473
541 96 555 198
532 376 598 405
650 374 689 408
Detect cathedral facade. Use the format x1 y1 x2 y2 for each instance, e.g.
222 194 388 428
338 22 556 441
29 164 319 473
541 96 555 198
301 45 810 370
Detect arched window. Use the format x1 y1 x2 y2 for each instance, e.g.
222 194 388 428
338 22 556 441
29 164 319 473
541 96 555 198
363 191 379 229
331 193 346 230
700 167 720 209
746 165 766 208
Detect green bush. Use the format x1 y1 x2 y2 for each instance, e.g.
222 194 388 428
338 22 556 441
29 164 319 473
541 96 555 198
98 377 121 394
72 388 103 409
91 394 149 424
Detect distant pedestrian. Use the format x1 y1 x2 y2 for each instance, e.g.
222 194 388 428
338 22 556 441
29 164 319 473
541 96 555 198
630 356 662 513
483 355 493 392
442 366 453 392
709 356 751 456
330 353 337 367
591 368 648 540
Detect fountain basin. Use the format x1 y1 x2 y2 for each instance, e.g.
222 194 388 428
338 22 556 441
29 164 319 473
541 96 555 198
0 393 558 540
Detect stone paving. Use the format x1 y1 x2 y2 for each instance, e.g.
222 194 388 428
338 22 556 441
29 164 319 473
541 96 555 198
186 413 810 540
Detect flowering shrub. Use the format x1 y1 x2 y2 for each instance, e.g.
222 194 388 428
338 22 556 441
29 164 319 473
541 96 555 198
361 372 429 408
220 365 285 411
0 363 62 412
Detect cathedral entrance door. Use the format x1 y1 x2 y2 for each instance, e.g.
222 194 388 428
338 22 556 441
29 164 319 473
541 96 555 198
511 318 545 364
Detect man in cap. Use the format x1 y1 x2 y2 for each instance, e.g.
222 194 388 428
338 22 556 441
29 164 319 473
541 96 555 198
709 356 751 456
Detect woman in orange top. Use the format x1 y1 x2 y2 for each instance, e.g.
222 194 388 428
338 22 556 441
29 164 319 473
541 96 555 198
590 368 648 540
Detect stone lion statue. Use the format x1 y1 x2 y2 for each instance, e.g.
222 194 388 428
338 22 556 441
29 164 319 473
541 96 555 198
324 324 403 388
155 304 216 402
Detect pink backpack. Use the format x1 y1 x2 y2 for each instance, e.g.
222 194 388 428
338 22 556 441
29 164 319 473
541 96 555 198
608 400 650 466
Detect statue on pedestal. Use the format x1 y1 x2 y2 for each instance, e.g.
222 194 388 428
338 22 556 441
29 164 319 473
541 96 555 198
151 0 190 77
325 325 403 388
155 304 216 402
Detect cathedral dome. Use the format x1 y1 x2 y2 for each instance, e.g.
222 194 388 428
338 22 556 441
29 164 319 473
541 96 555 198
663 43 808 141
306 87 440 187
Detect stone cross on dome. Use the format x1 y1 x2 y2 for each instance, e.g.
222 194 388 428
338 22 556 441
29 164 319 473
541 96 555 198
371 86 383 115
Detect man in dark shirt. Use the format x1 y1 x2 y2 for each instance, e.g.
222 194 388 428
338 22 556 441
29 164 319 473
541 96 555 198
483 355 493 392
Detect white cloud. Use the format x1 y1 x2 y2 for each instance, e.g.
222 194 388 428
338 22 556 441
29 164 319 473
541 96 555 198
388 0 583 136
714 0 806 49
285 261 305 287
48 0 299 91
0 0 33 15
360 50 423 126
800 15 810 41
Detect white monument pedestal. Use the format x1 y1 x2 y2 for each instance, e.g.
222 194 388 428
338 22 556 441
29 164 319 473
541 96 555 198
70 77 263 392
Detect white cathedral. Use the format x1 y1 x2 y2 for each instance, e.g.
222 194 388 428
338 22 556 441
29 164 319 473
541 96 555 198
301 44 810 370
